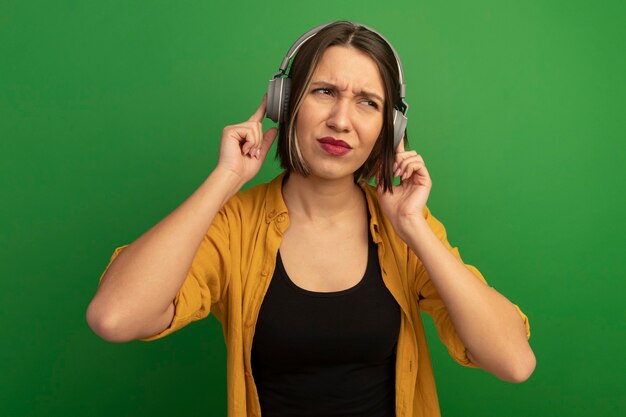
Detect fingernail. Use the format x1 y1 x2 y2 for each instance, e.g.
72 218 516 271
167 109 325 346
394 168 401 177
392 162 398 171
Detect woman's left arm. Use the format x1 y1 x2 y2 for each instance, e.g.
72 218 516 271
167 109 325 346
377 142 535 383
400 215 535 383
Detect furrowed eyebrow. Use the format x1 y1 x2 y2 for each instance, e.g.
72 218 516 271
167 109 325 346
310 81 385 104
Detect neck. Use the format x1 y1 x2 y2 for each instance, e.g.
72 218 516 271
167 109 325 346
282 171 366 224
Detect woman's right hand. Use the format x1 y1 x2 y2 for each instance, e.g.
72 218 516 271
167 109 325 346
215 94 278 184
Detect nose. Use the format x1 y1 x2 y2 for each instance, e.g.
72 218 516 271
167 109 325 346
325 99 352 133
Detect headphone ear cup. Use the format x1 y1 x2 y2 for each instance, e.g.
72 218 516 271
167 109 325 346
281 78 291 123
266 78 281 122
392 109 407 149
266 77 291 123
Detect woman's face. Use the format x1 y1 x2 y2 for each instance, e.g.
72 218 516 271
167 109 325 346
295 45 385 182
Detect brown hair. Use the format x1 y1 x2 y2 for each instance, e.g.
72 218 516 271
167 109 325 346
275 21 408 192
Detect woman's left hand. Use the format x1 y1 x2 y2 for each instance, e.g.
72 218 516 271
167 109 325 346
377 140 432 240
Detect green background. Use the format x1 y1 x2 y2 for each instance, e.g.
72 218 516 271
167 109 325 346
1 1 624 416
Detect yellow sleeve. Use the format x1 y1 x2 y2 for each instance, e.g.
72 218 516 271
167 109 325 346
413 206 531 367
98 208 232 342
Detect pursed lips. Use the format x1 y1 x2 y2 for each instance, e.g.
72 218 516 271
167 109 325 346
317 137 352 148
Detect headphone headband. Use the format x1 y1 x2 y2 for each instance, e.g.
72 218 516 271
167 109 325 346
275 21 408 109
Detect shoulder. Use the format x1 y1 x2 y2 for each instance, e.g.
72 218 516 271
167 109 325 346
220 172 286 220
229 181 269 208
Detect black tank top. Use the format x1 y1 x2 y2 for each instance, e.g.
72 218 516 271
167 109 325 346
251 224 401 417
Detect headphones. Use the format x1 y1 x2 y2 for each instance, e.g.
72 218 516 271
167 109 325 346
266 21 409 149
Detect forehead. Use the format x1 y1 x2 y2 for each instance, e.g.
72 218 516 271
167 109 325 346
311 45 384 95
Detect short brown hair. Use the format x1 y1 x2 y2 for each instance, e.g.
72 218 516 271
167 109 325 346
275 21 408 192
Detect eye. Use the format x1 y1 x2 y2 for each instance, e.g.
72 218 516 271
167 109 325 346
313 87 332 95
364 100 379 109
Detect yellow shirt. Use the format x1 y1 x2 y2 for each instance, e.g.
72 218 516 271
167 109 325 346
101 172 530 417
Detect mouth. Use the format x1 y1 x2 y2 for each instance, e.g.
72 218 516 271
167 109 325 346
317 137 352 149
317 137 352 156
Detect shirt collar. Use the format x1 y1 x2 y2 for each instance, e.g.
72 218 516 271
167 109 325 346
358 180 384 244
264 172 289 224
265 172 383 243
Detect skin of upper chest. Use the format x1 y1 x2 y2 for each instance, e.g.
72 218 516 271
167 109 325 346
278 214 370 293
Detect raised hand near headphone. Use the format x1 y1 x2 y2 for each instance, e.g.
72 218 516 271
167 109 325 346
376 139 432 243
215 94 278 184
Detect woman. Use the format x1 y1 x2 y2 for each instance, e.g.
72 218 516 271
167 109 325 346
87 21 534 417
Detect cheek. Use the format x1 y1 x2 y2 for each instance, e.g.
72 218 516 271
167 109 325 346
294 102 316 135
363 118 384 143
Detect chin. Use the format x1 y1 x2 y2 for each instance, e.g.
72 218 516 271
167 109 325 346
305 166 358 182
300 153 367 182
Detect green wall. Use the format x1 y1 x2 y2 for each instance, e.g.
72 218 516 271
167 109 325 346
1 1 623 416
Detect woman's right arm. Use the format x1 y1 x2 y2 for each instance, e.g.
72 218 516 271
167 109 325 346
86 95 277 343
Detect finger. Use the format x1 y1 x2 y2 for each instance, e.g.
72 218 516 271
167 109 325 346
241 140 254 156
257 127 278 159
394 150 418 159
400 160 431 183
239 124 260 155
396 149 418 156
241 121 264 154
393 153 421 173
228 124 259 157
226 126 246 149
394 155 424 177
406 163 431 184
254 121 263 151
396 154 424 171
402 164 417 181
248 94 268 123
